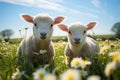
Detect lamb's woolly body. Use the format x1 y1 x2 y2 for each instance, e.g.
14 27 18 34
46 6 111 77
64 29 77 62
57 22 100 63
65 37 99 62
17 14 65 66
17 35 54 65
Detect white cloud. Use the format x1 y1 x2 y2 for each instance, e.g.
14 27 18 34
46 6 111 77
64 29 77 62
0 0 34 6
0 0 99 19
91 0 100 8
35 0 65 12
0 0 65 12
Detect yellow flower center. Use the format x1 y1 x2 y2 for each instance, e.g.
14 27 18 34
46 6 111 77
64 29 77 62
101 48 106 53
82 61 86 65
109 67 113 73
75 61 80 65
39 73 45 78
67 74 74 80
113 54 118 62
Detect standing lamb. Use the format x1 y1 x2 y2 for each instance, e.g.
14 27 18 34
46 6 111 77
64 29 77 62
17 13 65 66
58 22 100 63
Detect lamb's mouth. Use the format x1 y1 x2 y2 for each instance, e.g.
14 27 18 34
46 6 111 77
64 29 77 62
75 41 80 44
40 37 46 40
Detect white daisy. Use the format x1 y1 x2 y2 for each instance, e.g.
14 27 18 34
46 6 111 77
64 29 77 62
105 61 116 77
33 68 48 80
71 57 82 69
39 50 47 54
12 68 25 80
87 75 100 80
44 74 57 80
80 60 91 69
61 69 81 80
109 52 120 62
100 46 109 55
71 57 91 69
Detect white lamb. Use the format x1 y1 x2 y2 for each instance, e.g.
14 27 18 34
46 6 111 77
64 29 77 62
58 22 100 63
17 13 65 66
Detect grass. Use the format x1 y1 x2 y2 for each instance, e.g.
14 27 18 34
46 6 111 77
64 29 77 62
0 38 120 80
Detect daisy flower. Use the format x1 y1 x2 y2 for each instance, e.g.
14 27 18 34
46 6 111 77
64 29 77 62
39 50 47 54
33 68 48 80
87 75 100 80
71 57 82 69
109 52 120 62
104 62 116 77
71 57 91 69
12 68 25 80
61 69 81 80
44 74 57 80
100 46 109 54
80 60 91 69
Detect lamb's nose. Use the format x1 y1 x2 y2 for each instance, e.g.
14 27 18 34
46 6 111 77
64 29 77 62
74 38 80 44
40 33 47 37
74 38 80 42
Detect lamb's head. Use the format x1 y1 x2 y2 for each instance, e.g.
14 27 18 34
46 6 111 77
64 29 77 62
20 14 65 40
58 22 96 46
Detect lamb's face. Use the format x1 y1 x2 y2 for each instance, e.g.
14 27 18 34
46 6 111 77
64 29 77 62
58 22 96 46
33 15 54 40
68 24 87 45
20 13 65 40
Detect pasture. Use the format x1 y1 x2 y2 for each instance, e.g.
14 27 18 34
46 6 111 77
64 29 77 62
0 37 120 80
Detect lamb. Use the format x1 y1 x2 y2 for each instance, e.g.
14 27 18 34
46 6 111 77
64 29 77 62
58 22 100 63
17 13 65 66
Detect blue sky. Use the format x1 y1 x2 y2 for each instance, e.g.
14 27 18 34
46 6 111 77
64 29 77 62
0 0 120 38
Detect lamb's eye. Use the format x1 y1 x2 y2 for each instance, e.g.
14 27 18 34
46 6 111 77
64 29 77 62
34 23 37 27
68 31 72 35
84 30 86 34
50 24 53 28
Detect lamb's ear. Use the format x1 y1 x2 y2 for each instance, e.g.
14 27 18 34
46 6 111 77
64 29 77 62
20 14 33 23
57 24 68 32
54 16 65 24
86 22 96 30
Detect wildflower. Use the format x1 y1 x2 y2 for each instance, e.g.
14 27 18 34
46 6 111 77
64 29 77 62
105 62 116 77
12 68 25 80
33 68 48 80
80 70 88 78
39 50 47 54
110 44 115 48
100 46 109 54
96 38 102 41
87 75 100 80
109 52 120 62
113 53 120 62
71 57 82 69
71 57 91 69
61 69 81 80
81 60 91 69
44 74 57 80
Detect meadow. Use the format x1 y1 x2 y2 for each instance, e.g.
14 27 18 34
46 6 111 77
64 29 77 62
0 37 120 80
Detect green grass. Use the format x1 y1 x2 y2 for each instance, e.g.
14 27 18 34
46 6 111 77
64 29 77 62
0 38 120 80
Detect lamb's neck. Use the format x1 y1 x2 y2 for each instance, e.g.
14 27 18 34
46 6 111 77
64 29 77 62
69 42 84 54
35 39 51 50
